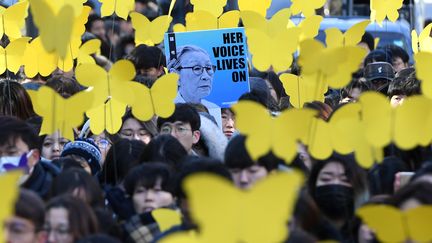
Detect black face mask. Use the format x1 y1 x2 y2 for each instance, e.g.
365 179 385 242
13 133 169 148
313 185 354 221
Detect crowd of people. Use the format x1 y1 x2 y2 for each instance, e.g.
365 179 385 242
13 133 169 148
0 0 431 243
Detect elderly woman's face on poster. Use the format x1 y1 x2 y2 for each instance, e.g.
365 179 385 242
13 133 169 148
178 50 215 103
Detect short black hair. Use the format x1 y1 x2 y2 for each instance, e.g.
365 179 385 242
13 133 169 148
386 44 409 64
224 135 280 172
157 103 201 131
85 14 103 33
360 31 375 51
15 189 45 231
123 162 175 196
0 116 39 149
126 44 166 71
387 72 421 97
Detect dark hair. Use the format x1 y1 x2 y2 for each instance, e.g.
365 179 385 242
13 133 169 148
368 156 407 195
174 157 231 199
85 14 103 33
49 169 104 208
126 44 166 71
303 101 333 121
387 72 421 97
340 78 370 100
267 72 288 101
46 195 99 241
45 75 82 98
115 34 135 60
386 44 409 64
123 162 175 196
410 161 432 183
308 154 368 202
157 103 201 132
390 181 432 207
0 116 39 149
363 49 393 67
0 80 36 120
100 139 145 186
360 31 375 51
224 135 280 172
140 134 188 170
15 189 45 232
121 111 158 138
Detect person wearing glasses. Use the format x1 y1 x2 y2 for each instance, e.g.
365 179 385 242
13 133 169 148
168 45 219 109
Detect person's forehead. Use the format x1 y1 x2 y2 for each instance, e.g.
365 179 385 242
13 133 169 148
0 137 29 151
122 118 144 130
181 51 211 64
319 161 346 175
162 121 191 127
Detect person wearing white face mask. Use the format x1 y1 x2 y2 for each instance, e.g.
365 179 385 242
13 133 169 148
0 116 60 198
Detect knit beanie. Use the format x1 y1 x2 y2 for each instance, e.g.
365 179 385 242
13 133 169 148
60 138 102 175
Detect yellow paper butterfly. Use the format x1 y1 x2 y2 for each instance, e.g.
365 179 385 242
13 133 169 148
411 23 432 53
357 205 432 243
325 20 370 48
23 37 58 78
163 172 304 243
0 37 29 74
45 0 86 17
30 86 93 140
241 8 291 37
75 60 137 134
370 0 403 24
129 73 178 121
0 171 22 243
130 12 172 46
415 52 432 99
151 208 182 232
293 15 323 41
76 39 101 65
233 101 317 163
237 0 272 17
29 0 75 59
299 39 366 88
280 73 326 108
290 0 326 17
0 1 29 40
173 10 240 32
190 0 226 18
99 0 134 20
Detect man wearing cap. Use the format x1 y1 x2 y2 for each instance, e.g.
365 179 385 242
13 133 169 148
363 62 395 95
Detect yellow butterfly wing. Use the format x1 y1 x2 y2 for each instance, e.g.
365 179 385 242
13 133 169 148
325 28 344 49
150 73 178 118
291 0 326 17
411 29 419 54
298 39 326 74
77 39 101 65
69 6 92 59
357 205 406 243
371 0 403 24
297 15 323 41
75 63 109 106
267 8 292 37
22 38 58 78
151 208 182 232
99 0 134 20
183 173 239 242
184 11 217 31
240 10 267 31
415 52 432 99
129 82 153 121
109 60 136 105
308 118 333 160
5 37 29 73
418 23 432 52
218 10 240 29
0 171 22 242
0 46 6 75
2 1 29 40
237 0 272 17
245 28 271 72
86 99 128 135
35 86 65 136
271 27 300 72
232 101 273 161
280 73 307 108
406 206 432 242
131 12 172 46
64 89 94 140
344 20 370 46
243 172 304 243
329 103 362 154
149 15 172 46
190 0 226 17
46 0 85 16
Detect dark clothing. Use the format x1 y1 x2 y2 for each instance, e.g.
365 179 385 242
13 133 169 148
122 212 161 243
21 160 60 199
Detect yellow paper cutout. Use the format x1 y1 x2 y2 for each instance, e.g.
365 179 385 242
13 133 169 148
0 171 22 243
129 73 178 121
415 52 432 99
130 12 172 46
357 205 432 243
0 37 29 74
76 39 101 65
299 39 366 88
175 10 239 32
30 86 93 140
411 23 432 53
99 0 134 20
394 96 432 149
0 1 28 40
374 37 380 49
290 0 326 17
325 20 370 48
152 208 182 232
241 8 291 37
237 0 271 17
280 73 326 108
23 37 58 78
296 15 323 41
45 0 85 16
370 0 403 24
174 172 304 243
233 101 316 163
75 60 137 134
29 0 75 59
190 0 226 18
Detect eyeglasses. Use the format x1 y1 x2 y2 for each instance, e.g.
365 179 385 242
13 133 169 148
43 225 70 237
88 138 112 149
178 65 216 75
160 124 191 136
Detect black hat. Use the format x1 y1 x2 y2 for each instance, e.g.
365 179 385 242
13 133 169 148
364 62 395 82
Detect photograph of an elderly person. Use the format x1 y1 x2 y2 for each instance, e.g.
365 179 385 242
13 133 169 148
168 45 219 108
